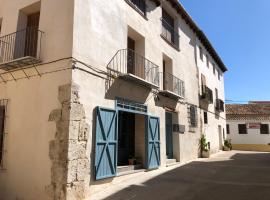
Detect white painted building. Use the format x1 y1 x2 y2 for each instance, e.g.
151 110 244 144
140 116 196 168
226 102 270 152
196 38 227 154
0 0 228 199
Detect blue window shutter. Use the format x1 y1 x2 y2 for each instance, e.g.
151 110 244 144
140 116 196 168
95 107 117 180
145 116 160 169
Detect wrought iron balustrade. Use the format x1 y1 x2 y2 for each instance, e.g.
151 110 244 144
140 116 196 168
107 49 160 87
0 27 43 69
161 72 185 98
215 99 225 112
201 86 213 103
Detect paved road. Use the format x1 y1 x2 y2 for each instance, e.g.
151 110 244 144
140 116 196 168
98 151 270 200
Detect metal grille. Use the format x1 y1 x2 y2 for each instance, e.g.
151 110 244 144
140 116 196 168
161 72 185 98
107 49 160 86
0 99 8 169
0 27 43 70
116 98 147 114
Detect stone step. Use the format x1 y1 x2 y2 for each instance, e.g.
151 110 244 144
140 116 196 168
166 159 177 165
117 164 143 174
166 161 180 167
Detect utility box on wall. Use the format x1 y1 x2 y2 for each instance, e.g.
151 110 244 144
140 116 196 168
173 124 185 133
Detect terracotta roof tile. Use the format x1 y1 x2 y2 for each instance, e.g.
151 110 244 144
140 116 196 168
226 104 270 115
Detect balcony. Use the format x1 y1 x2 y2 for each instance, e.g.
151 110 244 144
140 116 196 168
161 18 179 50
0 27 43 70
201 86 213 104
159 72 185 99
215 99 225 112
107 49 159 89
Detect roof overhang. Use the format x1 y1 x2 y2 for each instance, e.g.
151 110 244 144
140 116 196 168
150 0 228 72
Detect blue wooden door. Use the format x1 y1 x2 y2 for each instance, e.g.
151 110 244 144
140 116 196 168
146 116 160 169
95 107 117 180
166 112 173 159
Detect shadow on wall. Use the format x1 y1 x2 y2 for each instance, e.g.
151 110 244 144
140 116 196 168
105 78 151 103
99 152 270 200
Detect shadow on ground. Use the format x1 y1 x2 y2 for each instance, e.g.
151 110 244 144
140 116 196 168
103 152 270 200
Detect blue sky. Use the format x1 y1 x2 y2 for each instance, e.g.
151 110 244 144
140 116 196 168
180 0 270 103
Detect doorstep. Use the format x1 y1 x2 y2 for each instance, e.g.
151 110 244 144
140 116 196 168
117 164 144 177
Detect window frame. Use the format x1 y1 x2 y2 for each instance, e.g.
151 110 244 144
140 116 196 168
189 105 197 128
226 124 230 134
238 124 247 134
199 46 203 61
206 55 209 67
125 0 147 19
260 124 269 134
203 111 208 124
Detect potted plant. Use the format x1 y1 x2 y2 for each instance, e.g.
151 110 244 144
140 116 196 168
223 139 232 151
200 134 210 158
128 156 137 165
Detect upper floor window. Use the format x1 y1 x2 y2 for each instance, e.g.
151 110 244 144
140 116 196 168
199 46 203 61
201 74 206 94
238 124 247 134
213 63 216 75
126 0 146 17
161 9 179 49
218 70 221 80
260 124 269 134
206 55 209 67
203 111 208 124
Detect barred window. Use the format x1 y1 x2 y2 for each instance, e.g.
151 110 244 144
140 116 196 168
189 105 197 128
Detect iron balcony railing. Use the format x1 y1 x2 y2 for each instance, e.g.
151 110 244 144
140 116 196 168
215 99 225 112
161 18 180 49
201 86 213 103
161 72 185 98
0 27 43 65
107 49 160 86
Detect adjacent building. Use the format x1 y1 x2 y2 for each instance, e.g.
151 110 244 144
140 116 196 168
0 0 227 199
226 102 270 152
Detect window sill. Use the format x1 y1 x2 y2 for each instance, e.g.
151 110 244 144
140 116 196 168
160 35 180 51
124 0 148 20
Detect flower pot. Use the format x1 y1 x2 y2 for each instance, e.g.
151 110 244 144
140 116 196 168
202 150 210 158
128 159 136 165
223 146 231 151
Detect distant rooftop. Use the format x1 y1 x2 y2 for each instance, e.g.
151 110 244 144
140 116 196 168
226 102 270 116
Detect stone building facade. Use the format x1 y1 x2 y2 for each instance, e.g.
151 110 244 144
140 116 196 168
0 0 227 199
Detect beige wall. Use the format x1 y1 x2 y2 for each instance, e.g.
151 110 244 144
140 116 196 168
0 0 74 199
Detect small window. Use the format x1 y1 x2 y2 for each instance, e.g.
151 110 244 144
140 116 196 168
213 64 216 75
218 70 221 81
201 74 206 94
189 105 197 128
226 124 230 134
206 55 209 67
199 46 203 61
126 0 146 16
260 124 269 134
204 111 208 124
238 124 247 134
0 106 5 166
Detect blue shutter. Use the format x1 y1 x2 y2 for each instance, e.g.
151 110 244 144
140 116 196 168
95 107 117 180
146 116 160 169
